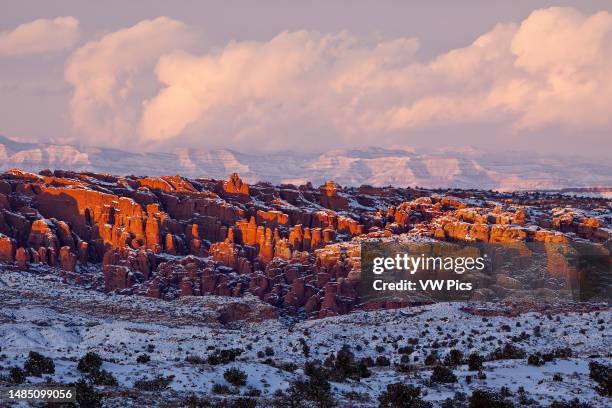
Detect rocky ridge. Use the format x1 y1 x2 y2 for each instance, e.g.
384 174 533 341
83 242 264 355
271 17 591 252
0 168 609 318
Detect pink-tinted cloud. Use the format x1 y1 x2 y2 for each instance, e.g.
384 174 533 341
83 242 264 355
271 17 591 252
63 7 612 151
0 17 79 57
65 17 195 146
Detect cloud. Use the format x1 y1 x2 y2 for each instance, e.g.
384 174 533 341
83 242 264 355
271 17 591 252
135 7 612 151
65 17 195 146
0 17 79 57
64 8 612 151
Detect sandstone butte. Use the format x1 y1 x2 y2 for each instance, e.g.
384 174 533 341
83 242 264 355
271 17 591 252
0 169 609 318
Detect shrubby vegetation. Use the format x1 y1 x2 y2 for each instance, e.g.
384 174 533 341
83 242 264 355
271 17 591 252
467 353 484 371
589 361 611 396
77 351 118 386
23 351 55 376
430 365 457 383
468 389 514 408
224 367 248 387
134 374 175 391
208 348 244 365
272 361 335 407
378 383 432 408
77 351 103 373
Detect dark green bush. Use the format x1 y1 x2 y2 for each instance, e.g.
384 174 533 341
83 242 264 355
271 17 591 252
9 366 26 384
74 378 103 408
469 389 514 408
212 383 233 395
589 361 611 396
527 354 544 366
23 351 55 376
77 352 103 374
444 349 463 367
133 374 175 391
291 369 335 408
424 352 439 366
208 348 243 365
430 365 457 383
490 343 525 360
89 369 118 386
224 367 248 387
378 383 432 408
136 353 151 363
375 355 390 367
549 398 593 408
468 353 484 371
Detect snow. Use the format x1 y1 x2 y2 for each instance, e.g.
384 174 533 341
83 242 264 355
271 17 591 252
1 267 610 406
1 136 610 190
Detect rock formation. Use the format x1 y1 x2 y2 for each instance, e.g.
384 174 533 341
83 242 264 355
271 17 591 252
0 168 608 318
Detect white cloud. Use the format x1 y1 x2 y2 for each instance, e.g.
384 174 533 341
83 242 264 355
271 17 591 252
63 8 612 151
0 17 79 57
64 17 195 146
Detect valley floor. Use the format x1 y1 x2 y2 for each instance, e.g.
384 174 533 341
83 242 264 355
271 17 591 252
0 267 610 407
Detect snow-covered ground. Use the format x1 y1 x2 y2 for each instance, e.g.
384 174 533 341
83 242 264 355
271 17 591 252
0 268 610 407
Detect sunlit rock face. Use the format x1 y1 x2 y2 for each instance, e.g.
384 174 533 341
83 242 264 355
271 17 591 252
0 168 609 317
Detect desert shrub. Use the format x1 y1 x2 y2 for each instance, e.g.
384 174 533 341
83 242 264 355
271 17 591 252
89 369 118 386
244 387 261 397
228 397 258 408
181 393 215 407
469 389 514 408
424 352 439 366
74 378 103 408
553 347 572 358
343 390 370 402
265 346 274 356
361 356 374 367
271 388 303 408
589 361 611 396
375 355 391 367
398 345 414 355
527 354 544 366
430 365 457 383
208 348 243 365
440 392 468 408
271 361 338 406
9 366 26 384
224 367 248 387
134 374 175 391
378 383 433 408
299 338 310 358
78 352 103 374
23 351 55 376
186 355 207 364
292 378 334 407
468 353 484 371
324 346 371 381
136 353 151 363
212 383 233 395
549 398 593 408
490 343 525 360
396 363 413 373
444 349 463 367
279 362 298 372
285 361 335 407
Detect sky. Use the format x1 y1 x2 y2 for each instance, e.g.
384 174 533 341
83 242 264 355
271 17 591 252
1 1 611 156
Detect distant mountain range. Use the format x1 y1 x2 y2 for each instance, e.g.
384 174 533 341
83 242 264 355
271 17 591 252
0 135 610 190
